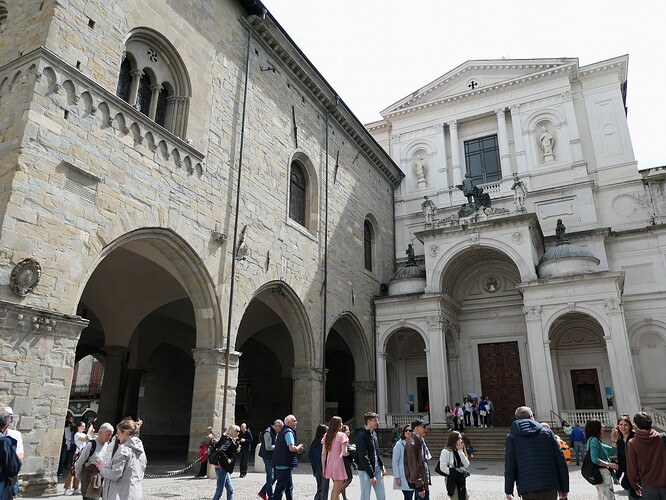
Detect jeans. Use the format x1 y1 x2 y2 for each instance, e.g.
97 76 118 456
358 466 386 500
273 467 294 500
261 458 275 498
573 441 585 465
402 491 415 500
314 473 330 500
213 467 234 500
642 486 666 500
521 491 558 500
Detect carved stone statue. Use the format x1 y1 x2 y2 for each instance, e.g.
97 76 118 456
555 218 568 245
511 175 527 212
406 243 416 264
540 126 555 161
414 155 427 186
421 195 437 225
456 174 491 217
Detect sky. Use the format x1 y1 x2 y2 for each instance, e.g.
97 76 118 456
262 0 665 169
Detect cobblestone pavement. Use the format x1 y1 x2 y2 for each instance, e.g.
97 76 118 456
23 460 626 499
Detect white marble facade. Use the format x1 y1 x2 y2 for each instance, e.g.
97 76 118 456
370 56 666 426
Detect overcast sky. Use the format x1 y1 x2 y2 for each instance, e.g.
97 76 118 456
262 0 665 169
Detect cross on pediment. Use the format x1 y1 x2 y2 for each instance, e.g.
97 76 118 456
468 80 478 90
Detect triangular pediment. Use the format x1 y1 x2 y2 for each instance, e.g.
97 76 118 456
381 58 578 116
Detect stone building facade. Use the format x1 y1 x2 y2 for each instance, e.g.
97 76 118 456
0 0 401 494
369 56 666 429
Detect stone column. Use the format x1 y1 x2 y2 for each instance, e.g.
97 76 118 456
97 346 129 425
148 83 163 120
353 380 377 427
167 95 180 133
523 305 557 420
425 315 448 427
510 104 528 174
122 368 146 421
0 300 88 496
391 133 403 195
128 69 144 107
190 348 240 460
448 120 462 186
375 352 388 426
602 299 641 416
435 123 448 186
291 366 325 448
496 108 513 178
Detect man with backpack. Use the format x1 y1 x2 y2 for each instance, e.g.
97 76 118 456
1 409 22 500
258 419 284 500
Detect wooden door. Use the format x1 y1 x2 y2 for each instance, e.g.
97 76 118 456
417 376 429 413
571 369 603 409
478 342 525 426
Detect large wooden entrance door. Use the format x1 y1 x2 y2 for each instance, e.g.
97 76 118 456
479 342 525 426
571 369 603 409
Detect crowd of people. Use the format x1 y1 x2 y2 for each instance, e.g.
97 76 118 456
2 406 665 500
443 395 494 432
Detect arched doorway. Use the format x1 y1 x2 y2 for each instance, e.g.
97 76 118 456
385 329 427 415
74 229 220 459
549 312 613 420
234 282 317 443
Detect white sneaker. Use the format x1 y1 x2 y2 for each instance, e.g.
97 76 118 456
73 489 82 495
65 490 74 496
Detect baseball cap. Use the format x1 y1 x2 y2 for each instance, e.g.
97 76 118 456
3 407 12 415
411 418 429 429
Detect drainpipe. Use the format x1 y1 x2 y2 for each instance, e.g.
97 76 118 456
221 10 264 426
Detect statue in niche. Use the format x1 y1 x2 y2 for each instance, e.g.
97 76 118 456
511 174 528 212
421 195 437 225
540 125 555 161
456 174 491 217
414 155 427 185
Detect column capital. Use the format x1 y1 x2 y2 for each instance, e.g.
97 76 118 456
149 83 163 93
352 380 375 393
495 107 506 118
447 120 458 129
523 305 541 321
435 122 445 131
192 348 241 368
291 366 324 381
509 104 521 113
129 69 144 78
603 298 622 313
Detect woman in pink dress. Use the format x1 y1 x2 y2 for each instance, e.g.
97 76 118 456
321 416 349 500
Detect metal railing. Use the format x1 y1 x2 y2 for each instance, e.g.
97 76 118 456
385 413 429 428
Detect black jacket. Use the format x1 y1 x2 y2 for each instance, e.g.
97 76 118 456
354 427 383 478
215 435 239 473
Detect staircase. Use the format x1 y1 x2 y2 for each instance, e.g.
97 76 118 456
423 427 509 461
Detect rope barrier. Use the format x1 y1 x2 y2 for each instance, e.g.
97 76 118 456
144 453 207 478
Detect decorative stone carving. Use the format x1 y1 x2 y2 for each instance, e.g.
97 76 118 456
10 258 42 297
523 305 541 320
567 302 576 311
291 366 324 381
511 175 528 212
429 245 439 257
426 314 443 328
414 155 427 188
422 196 437 225
192 348 241 368
512 232 524 244
352 380 375 392
604 298 622 312
484 276 500 293
468 231 480 245
539 125 555 162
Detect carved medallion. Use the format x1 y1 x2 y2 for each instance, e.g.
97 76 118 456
429 245 439 257
484 276 500 293
10 258 42 297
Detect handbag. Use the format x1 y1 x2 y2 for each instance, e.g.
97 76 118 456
581 449 603 485
434 460 447 476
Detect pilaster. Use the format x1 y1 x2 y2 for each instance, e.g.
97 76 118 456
496 108 513 178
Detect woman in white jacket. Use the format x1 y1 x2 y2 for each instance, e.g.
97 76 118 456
97 419 147 500
439 431 470 500
392 424 414 500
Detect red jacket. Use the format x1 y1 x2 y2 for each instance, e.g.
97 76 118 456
626 429 666 494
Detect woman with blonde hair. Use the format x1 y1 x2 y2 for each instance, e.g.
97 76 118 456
97 419 147 500
212 424 240 500
321 416 349 500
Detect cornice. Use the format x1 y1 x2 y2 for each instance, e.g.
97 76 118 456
384 62 577 119
244 15 404 187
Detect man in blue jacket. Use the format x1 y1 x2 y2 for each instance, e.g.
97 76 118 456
504 406 569 500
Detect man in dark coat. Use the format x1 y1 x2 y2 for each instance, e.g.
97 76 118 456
504 406 569 500
354 411 385 500
238 422 253 478
1 409 22 499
